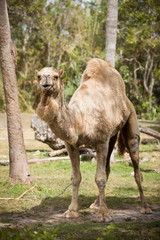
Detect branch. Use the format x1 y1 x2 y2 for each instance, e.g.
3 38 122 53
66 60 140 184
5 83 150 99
0 185 38 200
139 125 160 140
49 148 67 157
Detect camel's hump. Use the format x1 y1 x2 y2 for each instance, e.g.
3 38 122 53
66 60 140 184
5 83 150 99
81 58 122 84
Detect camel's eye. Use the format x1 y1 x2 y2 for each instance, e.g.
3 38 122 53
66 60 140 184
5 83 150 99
37 75 41 80
55 76 58 80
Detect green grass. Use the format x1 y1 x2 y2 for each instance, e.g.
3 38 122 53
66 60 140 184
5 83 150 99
0 155 160 211
0 158 160 240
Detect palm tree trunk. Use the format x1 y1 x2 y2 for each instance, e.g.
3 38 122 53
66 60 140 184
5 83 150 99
105 0 118 67
0 0 31 185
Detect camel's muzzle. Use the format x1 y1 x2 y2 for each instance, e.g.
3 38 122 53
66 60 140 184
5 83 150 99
41 84 52 90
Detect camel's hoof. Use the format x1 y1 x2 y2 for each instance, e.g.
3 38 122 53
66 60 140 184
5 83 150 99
96 213 112 222
140 207 152 214
96 207 112 222
89 202 99 210
63 210 79 219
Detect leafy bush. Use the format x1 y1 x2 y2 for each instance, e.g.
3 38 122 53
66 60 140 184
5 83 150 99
0 228 59 240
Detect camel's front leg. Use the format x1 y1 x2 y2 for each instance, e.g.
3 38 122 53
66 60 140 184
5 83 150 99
94 142 112 222
64 143 81 218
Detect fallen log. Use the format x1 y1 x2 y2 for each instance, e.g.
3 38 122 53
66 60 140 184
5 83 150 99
141 138 158 144
139 125 160 140
31 115 64 150
49 148 67 157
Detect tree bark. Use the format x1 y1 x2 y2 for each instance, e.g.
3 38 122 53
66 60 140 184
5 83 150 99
105 0 118 67
0 0 31 185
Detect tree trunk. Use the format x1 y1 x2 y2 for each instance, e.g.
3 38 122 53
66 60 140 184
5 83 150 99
105 0 118 67
0 0 31 185
143 49 155 110
22 29 30 79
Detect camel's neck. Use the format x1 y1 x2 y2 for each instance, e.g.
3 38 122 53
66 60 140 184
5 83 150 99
37 90 75 143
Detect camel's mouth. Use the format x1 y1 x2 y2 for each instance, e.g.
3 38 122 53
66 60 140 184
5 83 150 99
41 84 52 90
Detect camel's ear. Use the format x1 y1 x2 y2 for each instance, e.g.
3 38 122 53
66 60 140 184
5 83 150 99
35 70 39 76
59 69 64 78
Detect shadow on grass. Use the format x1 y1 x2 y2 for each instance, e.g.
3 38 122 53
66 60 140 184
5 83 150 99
1 193 159 220
37 194 160 212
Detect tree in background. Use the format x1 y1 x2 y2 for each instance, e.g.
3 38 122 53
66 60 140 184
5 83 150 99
0 0 31 185
105 0 118 67
117 0 160 118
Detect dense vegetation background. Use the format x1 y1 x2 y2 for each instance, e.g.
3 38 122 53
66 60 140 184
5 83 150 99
0 0 160 120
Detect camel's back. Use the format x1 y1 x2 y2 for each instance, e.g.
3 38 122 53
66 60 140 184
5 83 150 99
68 58 132 140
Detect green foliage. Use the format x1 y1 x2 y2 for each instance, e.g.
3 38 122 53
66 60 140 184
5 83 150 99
117 0 160 118
141 98 160 120
97 223 116 240
0 228 58 240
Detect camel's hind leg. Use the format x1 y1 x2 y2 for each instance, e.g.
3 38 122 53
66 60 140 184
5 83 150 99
91 141 114 222
122 113 152 214
90 134 117 211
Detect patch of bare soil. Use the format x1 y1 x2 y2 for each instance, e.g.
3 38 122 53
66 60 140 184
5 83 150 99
0 205 160 228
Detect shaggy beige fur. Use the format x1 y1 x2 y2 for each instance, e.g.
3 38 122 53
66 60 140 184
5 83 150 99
36 58 151 222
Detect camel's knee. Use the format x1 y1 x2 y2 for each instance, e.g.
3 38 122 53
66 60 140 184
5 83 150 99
128 136 139 153
96 180 106 190
95 174 106 190
71 172 82 186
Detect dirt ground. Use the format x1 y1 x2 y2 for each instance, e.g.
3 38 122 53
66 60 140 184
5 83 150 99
1 204 160 228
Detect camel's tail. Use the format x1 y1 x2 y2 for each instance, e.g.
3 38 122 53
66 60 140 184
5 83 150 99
117 131 126 156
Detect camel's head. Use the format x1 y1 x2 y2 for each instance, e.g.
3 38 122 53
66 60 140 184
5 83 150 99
35 67 64 94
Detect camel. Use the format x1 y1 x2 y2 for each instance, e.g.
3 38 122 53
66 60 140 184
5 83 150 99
36 58 151 222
